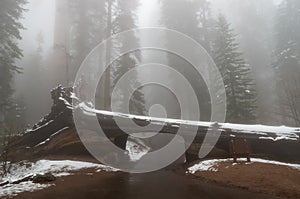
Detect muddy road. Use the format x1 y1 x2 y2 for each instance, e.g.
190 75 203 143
13 169 282 199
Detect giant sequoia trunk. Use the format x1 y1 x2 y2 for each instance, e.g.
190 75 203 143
11 86 300 163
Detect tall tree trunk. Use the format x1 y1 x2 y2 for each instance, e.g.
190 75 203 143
104 0 113 110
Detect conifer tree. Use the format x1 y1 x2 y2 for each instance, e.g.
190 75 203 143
64 0 146 114
0 0 27 125
105 0 146 115
213 15 257 123
273 0 300 125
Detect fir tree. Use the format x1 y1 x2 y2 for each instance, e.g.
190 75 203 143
213 15 257 124
60 0 146 114
273 0 300 125
69 0 106 79
105 0 146 115
224 0 276 124
0 0 27 125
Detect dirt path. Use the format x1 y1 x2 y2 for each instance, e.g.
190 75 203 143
11 168 284 199
187 161 300 199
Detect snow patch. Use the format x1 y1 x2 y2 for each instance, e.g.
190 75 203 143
250 158 300 170
0 160 118 198
26 120 54 133
59 97 73 109
126 138 151 162
188 158 300 174
188 159 226 173
1 181 51 198
259 136 298 141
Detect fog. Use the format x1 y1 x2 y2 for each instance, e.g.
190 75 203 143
10 0 300 127
19 0 55 57
2 1 300 197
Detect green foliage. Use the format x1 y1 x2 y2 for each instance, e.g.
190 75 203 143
274 0 300 75
69 0 106 72
67 0 146 115
94 0 146 115
273 0 300 125
212 15 257 123
109 0 146 115
0 0 27 123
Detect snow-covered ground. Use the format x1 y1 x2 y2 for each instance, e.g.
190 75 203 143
78 102 300 141
126 138 151 161
0 160 118 198
188 158 300 174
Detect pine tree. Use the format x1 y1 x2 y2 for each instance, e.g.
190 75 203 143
55 0 145 114
68 0 106 80
63 0 146 114
273 0 300 126
104 0 146 115
223 0 276 124
213 15 257 124
0 0 27 125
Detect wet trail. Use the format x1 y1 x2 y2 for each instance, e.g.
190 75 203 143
101 170 281 199
12 168 283 199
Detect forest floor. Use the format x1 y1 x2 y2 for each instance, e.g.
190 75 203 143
11 169 122 199
10 166 283 199
184 159 300 199
5 156 297 199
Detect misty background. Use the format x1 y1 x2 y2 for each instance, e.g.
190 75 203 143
8 0 299 127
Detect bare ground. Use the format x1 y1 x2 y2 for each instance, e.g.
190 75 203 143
5 156 297 199
186 160 300 199
10 168 283 199
10 170 123 199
